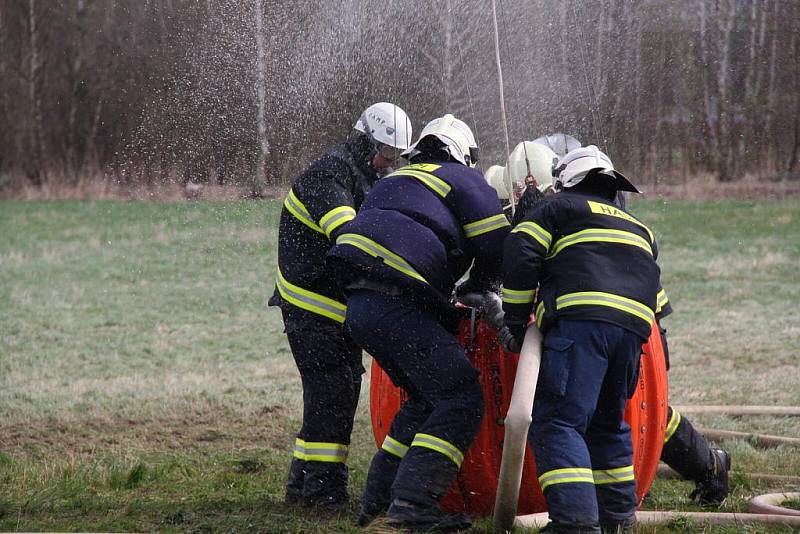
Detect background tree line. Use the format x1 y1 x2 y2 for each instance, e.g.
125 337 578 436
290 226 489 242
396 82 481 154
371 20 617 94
1 0 798 191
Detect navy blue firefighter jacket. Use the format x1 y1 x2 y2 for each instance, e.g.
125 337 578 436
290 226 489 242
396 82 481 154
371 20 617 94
327 159 511 323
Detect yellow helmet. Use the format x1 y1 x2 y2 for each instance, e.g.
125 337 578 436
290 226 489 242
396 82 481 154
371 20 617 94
484 165 507 199
504 141 558 197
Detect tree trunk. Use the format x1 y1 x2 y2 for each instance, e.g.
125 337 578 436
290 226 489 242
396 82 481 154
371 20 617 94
28 0 47 185
253 0 269 190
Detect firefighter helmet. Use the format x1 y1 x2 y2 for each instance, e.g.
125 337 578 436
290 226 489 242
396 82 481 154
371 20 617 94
354 102 413 153
403 114 479 167
532 132 582 158
504 141 558 196
553 145 641 193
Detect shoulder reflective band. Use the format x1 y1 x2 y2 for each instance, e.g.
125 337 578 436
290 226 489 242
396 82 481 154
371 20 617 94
511 221 552 251
593 465 635 485
587 200 654 243
276 269 346 323
463 213 510 238
388 168 451 198
548 228 652 259
402 163 442 173
336 233 428 284
535 301 545 329
319 205 356 239
502 287 536 305
664 408 682 443
656 289 669 314
538 467 594 491
382 435 409 459
284 189 324 234
556 291 654 327
293 438 348 463
411 433 464 467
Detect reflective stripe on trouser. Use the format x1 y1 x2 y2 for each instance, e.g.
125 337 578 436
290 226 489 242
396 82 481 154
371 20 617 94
345 289 484 508
293 438 348 462
530 319 643 526
660 405 713 482
382 435 410 459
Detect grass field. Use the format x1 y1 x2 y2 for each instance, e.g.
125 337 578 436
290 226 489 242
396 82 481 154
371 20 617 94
1 199 799 533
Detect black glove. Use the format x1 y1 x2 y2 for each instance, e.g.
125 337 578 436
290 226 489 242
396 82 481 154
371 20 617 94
456 291 505 330
498 323 525 353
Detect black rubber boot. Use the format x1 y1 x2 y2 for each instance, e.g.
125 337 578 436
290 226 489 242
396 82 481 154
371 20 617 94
358 450 401 526
302 461 349 510
385 498 471 532
284 458 305 505
691 448 731 506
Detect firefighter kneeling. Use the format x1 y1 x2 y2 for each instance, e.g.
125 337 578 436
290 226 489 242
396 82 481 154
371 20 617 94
501 146 659 533
328 115 510 531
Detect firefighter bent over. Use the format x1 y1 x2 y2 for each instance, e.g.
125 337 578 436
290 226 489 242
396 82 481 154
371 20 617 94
328 115 510 531
268 103 412 509
501 146 660 533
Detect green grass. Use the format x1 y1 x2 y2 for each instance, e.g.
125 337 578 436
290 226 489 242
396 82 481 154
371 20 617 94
1 199 799 533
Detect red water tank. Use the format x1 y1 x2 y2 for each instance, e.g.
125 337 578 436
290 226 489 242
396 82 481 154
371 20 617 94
369 317 669 516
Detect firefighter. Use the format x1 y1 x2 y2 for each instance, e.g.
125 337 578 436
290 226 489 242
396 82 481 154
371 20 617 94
501 145 660 533
502 139 732 508
327 114 510 531
268 102 412 510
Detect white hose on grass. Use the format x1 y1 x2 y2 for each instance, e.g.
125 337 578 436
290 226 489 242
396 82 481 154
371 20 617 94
672 405 800 416
515 510 800 529
492 325 543 533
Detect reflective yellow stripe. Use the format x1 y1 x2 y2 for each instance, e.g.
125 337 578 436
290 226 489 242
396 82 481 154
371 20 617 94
548 228 652 259
382 435 409 459
587 200 654 243
463 214 510 238
664 409 681 443
656 289 669 314
539 467 594 491
556 291 654 327
336 233 428 284
535 301 545 328
284 189 324 234
388 168 451 197
593 465 635 485
502 287 536 304
319 205 356 239
293 438 348 463
403 163 442 173
411 433 464 467
276 269 346 323
512 221 552 250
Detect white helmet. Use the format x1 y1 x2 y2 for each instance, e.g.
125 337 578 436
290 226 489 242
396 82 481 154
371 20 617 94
533 133 582 158
484 165 506 199
504 141 558 197
402 114 479 167
354 102 412 152
553 145 641 193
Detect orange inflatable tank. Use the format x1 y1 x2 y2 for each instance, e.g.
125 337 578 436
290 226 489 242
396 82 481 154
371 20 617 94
369 316 669 517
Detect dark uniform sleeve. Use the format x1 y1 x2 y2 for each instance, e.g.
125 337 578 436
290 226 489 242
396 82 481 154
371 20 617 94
293 157 358 241
501 200 557 328
450 179 511 289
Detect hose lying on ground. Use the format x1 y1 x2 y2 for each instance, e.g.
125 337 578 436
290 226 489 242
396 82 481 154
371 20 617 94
672 405 800 416
515 510 800 529
695 427 800 448
748 492 800 516
656 464 800 485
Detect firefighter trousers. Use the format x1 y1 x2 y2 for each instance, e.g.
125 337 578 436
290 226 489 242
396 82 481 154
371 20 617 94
530 319 645 529
345 289 484 510
281 308 363 507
